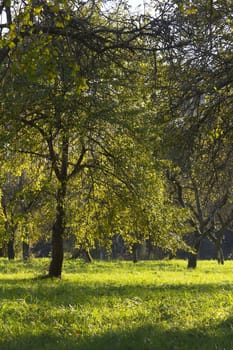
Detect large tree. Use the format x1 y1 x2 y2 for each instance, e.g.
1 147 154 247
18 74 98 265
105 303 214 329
2 0 215 275
0 0 177 277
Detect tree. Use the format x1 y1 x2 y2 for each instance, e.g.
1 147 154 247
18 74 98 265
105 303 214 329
66 145 190 261
0 154 50 260
150 0 233 267
167 138 233 268
0 0 205 276
159 0 233 160
0 0 167 277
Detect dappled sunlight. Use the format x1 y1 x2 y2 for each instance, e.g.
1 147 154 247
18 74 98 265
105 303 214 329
1 259 233 349
1 317 233 350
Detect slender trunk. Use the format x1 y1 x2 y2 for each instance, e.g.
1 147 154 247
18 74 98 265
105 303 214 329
7 237 15 260
23 241 30 261
132 243 139 263
48 132 69 278
187 240 201 269
0 242 6 257
82 249 93 263
187 252 198 268
5 222 17 260
147 239 154 259
217 247 224 265
49 184 66 278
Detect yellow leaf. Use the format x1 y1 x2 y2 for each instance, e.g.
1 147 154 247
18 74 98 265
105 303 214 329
186 8 198 15
47 71 56 80
8 41 16 49
33 6 43 16
55 21 64 28
52 5 60 13
44 48 50 56
9 30 16 40
9 23 16 31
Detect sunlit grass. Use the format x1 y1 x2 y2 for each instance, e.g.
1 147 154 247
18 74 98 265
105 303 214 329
1 258 233 349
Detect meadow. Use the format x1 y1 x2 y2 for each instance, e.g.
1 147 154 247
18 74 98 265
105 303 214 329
1 258 233 350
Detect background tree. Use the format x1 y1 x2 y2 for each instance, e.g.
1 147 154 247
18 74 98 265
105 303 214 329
151 0 233 267
167 134 233 268
0 154 50 260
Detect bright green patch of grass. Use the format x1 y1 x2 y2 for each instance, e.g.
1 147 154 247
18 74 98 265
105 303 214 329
1 258 233 349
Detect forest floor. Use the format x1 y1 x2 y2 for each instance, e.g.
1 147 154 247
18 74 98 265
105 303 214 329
1 258 233 349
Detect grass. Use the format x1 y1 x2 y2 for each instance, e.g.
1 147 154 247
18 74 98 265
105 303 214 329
1 258 233 349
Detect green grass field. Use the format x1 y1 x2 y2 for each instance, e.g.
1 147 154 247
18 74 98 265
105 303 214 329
1 258 233 350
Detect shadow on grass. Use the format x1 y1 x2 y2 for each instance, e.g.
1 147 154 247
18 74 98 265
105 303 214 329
1 318 233 350
1 276 233 306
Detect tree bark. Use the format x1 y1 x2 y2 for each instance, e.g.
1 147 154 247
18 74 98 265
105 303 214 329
49 184 66 278
0 248 4 257
132 243 139 263
48 132 69 278
217 247 224 265
187 252 198 269
82 249 93 263
187 240 201 269
7 238 15 260
0 242 6 257
23 241 30 261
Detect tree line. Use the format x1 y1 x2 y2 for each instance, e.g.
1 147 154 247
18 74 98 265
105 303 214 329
0 0 233 276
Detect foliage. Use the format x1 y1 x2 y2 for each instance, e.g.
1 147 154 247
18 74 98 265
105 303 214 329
153 0 233 263
1 0 233 270
0 154 54 252
66 150 190 255
0 0 194 273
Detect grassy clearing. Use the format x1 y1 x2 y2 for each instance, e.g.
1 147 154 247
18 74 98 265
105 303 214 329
1 259 233 349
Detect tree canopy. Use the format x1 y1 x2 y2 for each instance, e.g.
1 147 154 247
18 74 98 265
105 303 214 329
0 0 233 274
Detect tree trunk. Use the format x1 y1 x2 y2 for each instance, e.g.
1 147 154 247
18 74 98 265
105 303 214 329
7 238 15 260
132 243 139 263
23 241 30 261
147 239 154 259
187 252 198 268
82 249 93 263
217 247 224 265
0 242 6 257
187 240 201 269
49 185 66 278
